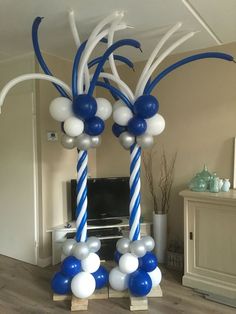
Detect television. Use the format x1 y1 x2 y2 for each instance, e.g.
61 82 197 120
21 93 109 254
71 177 130 221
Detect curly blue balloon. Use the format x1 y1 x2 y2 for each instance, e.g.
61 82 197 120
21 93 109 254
72 41 87 97
88 55 134 101
32 17 70 98
72 41 120 99
145 52 234 95
96 81 133 110
88 55 134 70
88 39 141 96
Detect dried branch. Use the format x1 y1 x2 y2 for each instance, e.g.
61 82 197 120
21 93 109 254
142 145 177 215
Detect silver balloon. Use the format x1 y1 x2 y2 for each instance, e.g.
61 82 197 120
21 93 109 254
86 237 101 253
136 134 154 148
116 237 130 254
129 240 147 257
62 239 76 256
75 133 92 150
61 134 75 149
90 136 102 148
73 242 90 260
141 236 155 252
119 132 135 150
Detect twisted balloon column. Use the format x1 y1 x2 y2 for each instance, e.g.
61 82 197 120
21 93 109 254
129 144 142 241
75 150 88 242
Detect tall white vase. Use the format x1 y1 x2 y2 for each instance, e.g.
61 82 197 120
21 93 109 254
153 212 167 263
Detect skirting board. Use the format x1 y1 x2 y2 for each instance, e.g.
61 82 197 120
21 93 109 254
183 274 236 301
37 256 52 268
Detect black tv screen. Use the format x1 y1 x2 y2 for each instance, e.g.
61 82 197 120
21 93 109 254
71 177 130 220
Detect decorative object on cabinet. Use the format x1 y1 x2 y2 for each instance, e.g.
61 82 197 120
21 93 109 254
180 189 236 308
221 178 230 192
189 165 230 193
143 148 177 263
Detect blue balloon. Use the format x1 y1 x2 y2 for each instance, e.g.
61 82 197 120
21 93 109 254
112 123 126 137
139 252 158 272
128 269 152 297
127 117 147 136
61 256 81 278
92 266 109 289
114 250 122 263
72 94 97 120
51 271 71 295
134 95 159 118
84 116 105 136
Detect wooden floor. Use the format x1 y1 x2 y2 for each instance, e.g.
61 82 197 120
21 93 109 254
0 255 235 314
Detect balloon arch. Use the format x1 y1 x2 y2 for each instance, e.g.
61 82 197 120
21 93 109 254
0 9 234 307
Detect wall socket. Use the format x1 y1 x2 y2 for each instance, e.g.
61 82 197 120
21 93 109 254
47 131 58 141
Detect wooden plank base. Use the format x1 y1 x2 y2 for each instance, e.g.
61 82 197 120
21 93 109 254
109 285 163 298
108 288 129 298
53 288 108 311
109 285 163 311
53 293 71 301
147 285 163 297
89 287 108 299
130 296 148 311
71 296 88 311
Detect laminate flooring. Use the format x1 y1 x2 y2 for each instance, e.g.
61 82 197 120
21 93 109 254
0 255 235 314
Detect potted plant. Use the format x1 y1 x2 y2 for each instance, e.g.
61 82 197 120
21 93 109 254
143 147 177 263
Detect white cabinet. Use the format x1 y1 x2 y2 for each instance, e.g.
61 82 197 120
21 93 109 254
180 190 236 307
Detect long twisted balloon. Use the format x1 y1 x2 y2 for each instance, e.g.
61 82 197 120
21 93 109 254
129 144 142 241
75 150 88 242
145 52 234 94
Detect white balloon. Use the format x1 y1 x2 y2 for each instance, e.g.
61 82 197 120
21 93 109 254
113 100 126 111
64 117 84 137
113 106 133 126
71 272 96 298
96 98 112 120
119 253 139 274
49 97 73 122
81 252 100 273
148 266 162 287
109 266 130 291
146 113 165 136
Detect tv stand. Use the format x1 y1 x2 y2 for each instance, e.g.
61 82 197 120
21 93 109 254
48 218 151 265
87 218 123 226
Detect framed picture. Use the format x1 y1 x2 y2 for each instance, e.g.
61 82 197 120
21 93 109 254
234 137 236 189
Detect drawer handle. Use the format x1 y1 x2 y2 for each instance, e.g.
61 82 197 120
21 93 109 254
189 232 193 240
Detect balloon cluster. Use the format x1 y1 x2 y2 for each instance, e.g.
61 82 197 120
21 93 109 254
109 236 162 296
51 237 108 298
112 95 165 150
49 96 112 150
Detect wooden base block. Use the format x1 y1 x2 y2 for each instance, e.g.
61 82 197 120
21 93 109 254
147 285 163 297
71 296 88 311
130 296 148 311
53 293 71 301
108 287 129 298
89 287 108 300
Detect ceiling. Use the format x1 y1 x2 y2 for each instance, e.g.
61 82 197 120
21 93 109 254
0 0 235 62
